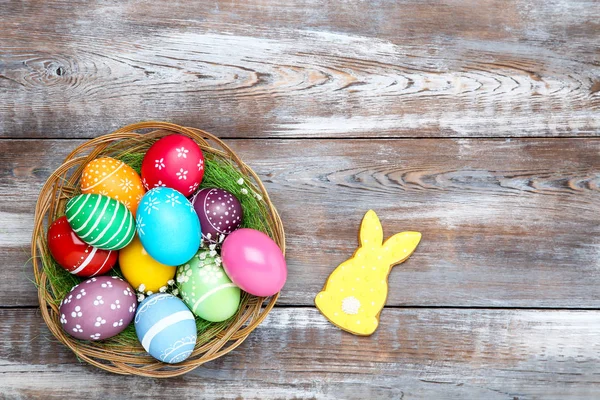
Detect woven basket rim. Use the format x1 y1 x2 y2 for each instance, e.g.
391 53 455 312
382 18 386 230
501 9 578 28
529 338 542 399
31 121 285 377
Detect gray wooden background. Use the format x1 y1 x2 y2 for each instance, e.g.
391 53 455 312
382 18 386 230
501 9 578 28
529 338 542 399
1 0 599 398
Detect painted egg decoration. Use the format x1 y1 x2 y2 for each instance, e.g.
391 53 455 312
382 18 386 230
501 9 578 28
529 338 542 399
66 194 136 250
134 294 197 364
192 188 243 242
141 134 205 197
59 276 137 341
178 249 240 322
119 235 176 292
80 157 146 217
222 228 287 297
47 216 117 277
137 187 201 266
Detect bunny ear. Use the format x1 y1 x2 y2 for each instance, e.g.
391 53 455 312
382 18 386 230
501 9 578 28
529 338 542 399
383 231 422 266
359 210 383 248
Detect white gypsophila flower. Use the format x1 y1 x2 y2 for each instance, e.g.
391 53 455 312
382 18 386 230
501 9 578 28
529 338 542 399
138 283 146 292
146 291 153 296
219 234 225 243
137 293 145 302
237 178 244 185
209 243 217 251
241 188 248 195
167 280 175 286
172 288 179 296
159 286 167 293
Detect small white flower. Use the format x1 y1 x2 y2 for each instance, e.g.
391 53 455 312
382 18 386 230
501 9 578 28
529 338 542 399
166 193 181 207
254 192 263 201
176 147 189 158
146 291 153 296
241 188 248 195
176 168 188 180
214 256 222 266
172 288 179 296
137 293 146 302
144 197 160 214
218 234 225 243
159 286 167 293
167 279 175 286
120 178 134 193
205 233 212 240
137 216 146 236
209 243 217 251
237 178 244 185
155 158 165 170
71 306 83 318
188 182 199 192
209 250 217 257
138 283 146 292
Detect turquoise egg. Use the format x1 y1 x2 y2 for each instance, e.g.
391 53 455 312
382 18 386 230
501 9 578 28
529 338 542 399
178 249 241 322
134 293 197 364
136 188 201 266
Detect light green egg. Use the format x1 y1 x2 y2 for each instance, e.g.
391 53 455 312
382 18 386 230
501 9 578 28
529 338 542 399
177 249 240 322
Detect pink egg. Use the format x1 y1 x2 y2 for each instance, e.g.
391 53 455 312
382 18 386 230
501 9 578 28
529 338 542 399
221 228 286 297
141 134 205 197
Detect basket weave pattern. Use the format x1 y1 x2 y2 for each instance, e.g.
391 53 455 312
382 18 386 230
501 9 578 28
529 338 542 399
31 121 285 377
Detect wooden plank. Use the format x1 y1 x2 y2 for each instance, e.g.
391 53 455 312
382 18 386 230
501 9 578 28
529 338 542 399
3 138 599 308
2 307 600 399
1 1 599 139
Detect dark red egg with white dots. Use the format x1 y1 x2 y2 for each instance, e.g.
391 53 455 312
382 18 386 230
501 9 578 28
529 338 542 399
47 216 118 277
141 134 205 197
192 188 243 242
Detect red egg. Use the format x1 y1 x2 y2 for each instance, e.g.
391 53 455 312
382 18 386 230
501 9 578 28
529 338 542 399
47 216 118 277
141 135 205 197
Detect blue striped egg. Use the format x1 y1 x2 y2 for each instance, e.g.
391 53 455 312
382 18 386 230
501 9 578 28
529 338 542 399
134 293 197 364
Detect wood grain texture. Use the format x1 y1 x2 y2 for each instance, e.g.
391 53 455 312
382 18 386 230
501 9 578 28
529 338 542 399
3 138 599 308
1 0 599 139
3 307 600 399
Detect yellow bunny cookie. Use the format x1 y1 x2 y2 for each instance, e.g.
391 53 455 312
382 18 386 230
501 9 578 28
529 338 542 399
315 210 421 336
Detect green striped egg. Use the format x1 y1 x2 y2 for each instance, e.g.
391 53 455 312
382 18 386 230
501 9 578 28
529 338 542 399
177 249 240 322
66 194 135 250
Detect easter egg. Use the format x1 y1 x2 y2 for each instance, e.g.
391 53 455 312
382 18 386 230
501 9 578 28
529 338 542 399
134 294 197 363
80 157 146 217
177 249 240 322
59 276 137 341
47 216 117 277
66 194 136 250
136 187 201 266
192 188 243 242
119 235 176 292
141 134 204 197
221 228 287 297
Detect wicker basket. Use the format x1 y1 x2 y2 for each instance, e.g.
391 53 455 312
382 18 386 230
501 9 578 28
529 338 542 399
31 121 285 377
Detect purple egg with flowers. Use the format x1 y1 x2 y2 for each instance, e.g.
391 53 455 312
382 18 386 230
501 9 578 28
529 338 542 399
59 276 137 341
192 188 243 242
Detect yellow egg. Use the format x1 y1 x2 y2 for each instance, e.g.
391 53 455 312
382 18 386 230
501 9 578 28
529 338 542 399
119 235 176 292
81 157 146 217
